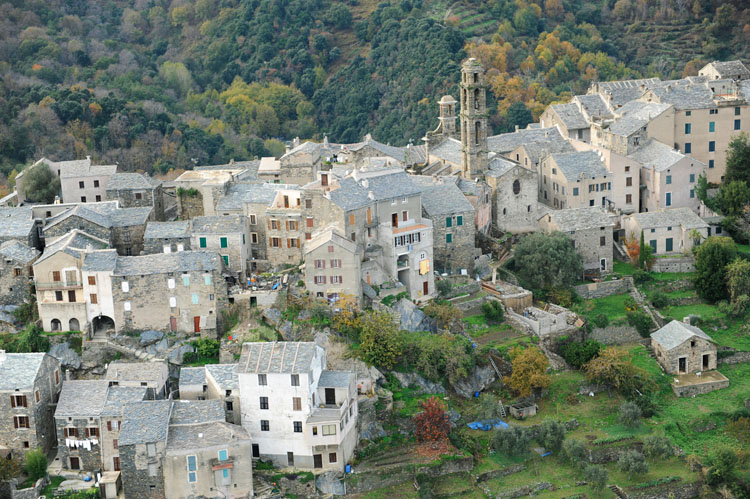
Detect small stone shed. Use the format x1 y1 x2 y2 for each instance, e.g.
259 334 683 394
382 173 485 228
509 400 538 420
651 320 717 375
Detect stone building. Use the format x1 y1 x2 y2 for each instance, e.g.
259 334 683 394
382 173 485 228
485 157 544 233
0 206 39 249
277 141 322 185
143 221 191 255
106 361 170 400
173 168 252 218
539 150 612 210
204 364 241 425
698 60 750 81
237 342 357 472
590 101 674 156
304 227 361 302
82 251 228 336
190 215 249 280
539 102 590 142
0 240 39 306
457 177 493 234
623 208 709 255
570 142 640 214
651 320 717 375
459 58 489 178
538 207 614 273
178 367 206 401
15 157 115 205
105 172 165 221
0 352 62 458
264 188 306 268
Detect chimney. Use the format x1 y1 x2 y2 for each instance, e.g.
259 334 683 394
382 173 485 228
432 175 437 183
368 191 375 200
54 196 61 205
229 158 234 165
65 369 71 381
0 350 5 362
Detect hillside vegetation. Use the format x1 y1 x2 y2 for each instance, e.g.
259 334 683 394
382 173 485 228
0 0 748 190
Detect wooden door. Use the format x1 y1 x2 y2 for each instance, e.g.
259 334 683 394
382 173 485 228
325 388 336 406
113 457 120 471
313 454 322 469
678 357 686 373
391 213 398 228
70 457 80 470
193 316 201 333
170 317 177 332
423 281 429 296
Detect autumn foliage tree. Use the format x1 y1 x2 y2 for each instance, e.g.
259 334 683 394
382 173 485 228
506 346 551 398
414 396 450 443
583 347 650 396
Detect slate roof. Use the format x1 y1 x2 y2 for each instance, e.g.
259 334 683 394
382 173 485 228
169 399 225 425
457 178 483 197
647 79 716 110
651 320 714 351
106 361 168 386
101 386 148 417
144 221 190 240
44 158 117 179
350 136 409 164
0 240 39 264
487 128 562 153
179 367 206 387
629 207 709 229
36 230 108 264
703 60 750 79
628 140 699 172
238 342 320 374
106 172 160 190
354 170 422 201
550 151 608 180
575 94 613 120
43 203 151 230
113 251 220 276
305 227 358 255
486 157 520 177
195 160 260 176
542 207 614 232
205 364 239 390
520 139 576 166
318 370 354 388
419 183 474 216
81 250 118 272
327 177 371 211
280 141 321 160
167 421 250 451
429 138 462 164
0 353 47 391
118 400 172 445
550 103 589 129
108 207 152 227
55 380 110 417
216 183 289 212
191 215 246 234
0 207 35 240
592 78 660 107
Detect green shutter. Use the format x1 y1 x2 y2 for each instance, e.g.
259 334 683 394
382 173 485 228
222 255 229 266
199 237 206 248
220 237 228 248
242 234 246 244
446 233 452 244
445 217 452 227
457 215 463 226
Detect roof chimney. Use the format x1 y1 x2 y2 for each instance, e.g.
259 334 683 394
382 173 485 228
0 350 5 362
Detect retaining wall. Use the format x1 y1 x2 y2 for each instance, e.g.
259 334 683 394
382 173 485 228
672 378 729 397
574 278 631 299
651 257 695 273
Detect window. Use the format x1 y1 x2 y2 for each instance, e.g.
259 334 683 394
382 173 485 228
666 175 672 185
690 173 695 183
349 214 355 225
87 276 96 285
291 374 299 386
93 180 100 188
735 107 741 116
446 233 452 244
122 281 129 292
445 217 452 228
86 427 99 438
90 293 97 304
665 192 672 206
169 297 177 308
35 390 39 403
293 397 301 411
572 187 579 196
457 215 463 226
314 259 325 269
314 275 326 285
589 200 594 206
124 302 131 312
312 426 318 436
666 238 673 252
250 214 257 225
735 119 741 130
147 443 156 456
306 217 314 228
305 199 312 209
260 397 269 410
709 121 715 133
626 194 632 204
191 293 199 305
217 236 227 248
55 291 63 302
690 189 695 198
55 370 60 384
288 220 298 231
79 181 85 188
218 449 228 461
709 141 715 152
10 395 27 408
684 123 691 134
222 255 229 266
684 143 691 154
330 259 341 268
260 420 269 431
305 232 311 240
288 238 298 248
199 237 206 248
14 416 29 429
330 275 342 284
251 233 258 244
258 374 267 386
124 247 132 256
271 237 281 248
512 179 521 195
204 275 211 285
686 111 691 116
710 109 718 115
709 159 714 169
187 455 197 483
271 219 280 230
322 424 336 436
328 245 334 253
626 177 632 187
183 275 190 286
135 193 142 200
600 236 606 247
649 240 657 252
64 427 78 438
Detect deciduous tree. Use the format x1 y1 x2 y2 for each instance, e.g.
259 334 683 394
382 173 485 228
618 450 648 477
513 232 583 290
583 347 646 396
22 164 60 203
359 310 402 370
414 396 450 442
506 346 551 398
694 236 737 302
584 464 608 491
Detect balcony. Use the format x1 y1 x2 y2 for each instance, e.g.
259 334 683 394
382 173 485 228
396 257 409 270
365 216 379 228
36 281 81 290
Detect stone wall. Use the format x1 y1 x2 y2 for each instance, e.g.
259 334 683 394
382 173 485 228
719 351 750 365
574 278 631 299
344 456 473 495
143 236 191 255
628 481 702 499
119 443 165 498
43 215 110 243
588 324 641 345
9 476 48 499
177 191 204 219
430 210 477 273
672 378 729 397
111 223 147 257
0 261 33 306
651 256 695 273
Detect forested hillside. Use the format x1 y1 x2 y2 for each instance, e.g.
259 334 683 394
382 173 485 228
0 0 748 191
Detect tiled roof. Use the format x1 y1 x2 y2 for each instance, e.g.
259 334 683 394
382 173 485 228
55 380 110 417
628 140 699 172
629 207 708 229
646 79 716 110
551 151 608 180
216 183 290 212
542 207 614 232
550 103 589 129
703 60 750 78
113 251 220 276
651 320 714 351
238 342 321 374
179 367 206 387
43 203 151 230
205 364 239 390
190 215 246 234
44 158 117 179
106 173 160 190
118 400 172 445
0 353 47 391
419 183 474 217
101 386 148 417
195 160 260 177
429 138 462 165
487 127 562 153
108 207 152 227
486 157 520 177
169 399 225 425
0 240 39 264
354 170 422 201
144 221 191 240
318 370 354 388
167 421 250 451
520 139 576 166
280 141 321 160
305 227 358 255
0 207 35 239
327 177 371 211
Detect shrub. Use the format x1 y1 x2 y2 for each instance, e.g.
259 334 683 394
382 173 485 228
481 300 504 324
536 419 566 452
191 338 220 359
297 279 304 287
592 313 609 328
559 339 602 369
583 464 608 491
24 448 47 481
632 269 652 285
562 438 587 466
182 352 198 363
642 435 673 459
423 300 462 328
414 397 450 442
492 426 531 456
626 310 653 337
617 401 643 428
705 447 737 486
436 279 452 297
449 429 486 457
650 290 670 309
359 310 402 370
618 450 648 477
632 393 658 418
400 331 474 385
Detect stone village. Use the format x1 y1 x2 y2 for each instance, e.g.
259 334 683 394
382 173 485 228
0 58 748 498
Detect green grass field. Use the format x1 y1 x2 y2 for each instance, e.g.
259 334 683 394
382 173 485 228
571 293 633 324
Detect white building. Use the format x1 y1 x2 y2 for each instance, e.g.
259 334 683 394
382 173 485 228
236 342 357 471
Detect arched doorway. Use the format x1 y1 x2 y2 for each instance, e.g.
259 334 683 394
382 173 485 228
68 318 80 331
50 319 61 332
92 315 115 334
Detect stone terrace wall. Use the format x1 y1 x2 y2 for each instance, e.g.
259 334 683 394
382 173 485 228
672 378 729 397
574 278 631 299
651 256 695 273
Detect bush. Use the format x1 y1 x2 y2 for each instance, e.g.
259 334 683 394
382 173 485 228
536 420 566 452
632 269 652 285
559 339 602 369
626 310 653 337
182 352 198 363
400 331 475 385
24 448 47 481
359 310 402 370
423 300 462 328
492 426 531 456
562 438 587 466
191 338 220 359
592 313 609 328
481 300 504 324
632 393 658 418
414 396 450 442
618 450 648 477
642 435 673 459
705 447 737 486
436 279 452 297
649 290 670 309
583 464 608 491
617 401 642 428
449 429 486 457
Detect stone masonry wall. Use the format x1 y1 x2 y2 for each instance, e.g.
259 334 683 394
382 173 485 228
0 260 33 306
120 443 166 499
43 216 110 243
651 256 695 273
654 336 716 375
672 378 729 397
574 278 631 299
429 210 477 274
143 237 191 255
55 417 103 471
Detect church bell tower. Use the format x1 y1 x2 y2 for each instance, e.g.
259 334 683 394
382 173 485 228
460 58 488 178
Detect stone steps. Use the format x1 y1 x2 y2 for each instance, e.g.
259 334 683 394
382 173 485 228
609 484 628 498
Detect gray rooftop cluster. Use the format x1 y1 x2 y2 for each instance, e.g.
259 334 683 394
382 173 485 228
628 139 699 172
0 240 39 264
0 353 47 391
544 207 614 232
144 221 191 240
238 342 321 374
191 215 246 234
549 103 589 130
418 182 474 217
550 150 608 180
106 172 161 190
0 207 35 240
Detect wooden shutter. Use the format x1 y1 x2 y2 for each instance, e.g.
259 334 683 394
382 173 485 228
286 239 290 248
107 421 112 431
22 396 26 408
10 396 15 408
13 418 17 429
285 220 289 231
267 219 271 229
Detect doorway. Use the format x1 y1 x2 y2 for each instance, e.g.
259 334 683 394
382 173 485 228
702 354 709 370
250 296 257 308
70 457 80 470
287 452 294 467
68 318 80 331
391 213 398 228
113 457 120 471
252 444 259 458
170 317 177 332
193 316 201 333
423 281 429 296
325 388 336 406
313 454 322 469
678 357 686 374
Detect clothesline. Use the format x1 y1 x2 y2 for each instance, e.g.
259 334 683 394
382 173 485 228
64 438 98 450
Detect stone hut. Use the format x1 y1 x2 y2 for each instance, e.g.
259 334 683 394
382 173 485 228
651 320 717 375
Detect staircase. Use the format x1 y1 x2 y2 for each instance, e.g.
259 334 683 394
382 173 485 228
609 484 628 498
252 478 275 498
628 284 664 329
87 335 163 361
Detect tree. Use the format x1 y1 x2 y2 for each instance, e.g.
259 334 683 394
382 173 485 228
715 181 750 217
536 419 566 452
513 232 583 290
191 338 220 359
726 258 750 303
493 425 531 455
583 464 609 491
481 300 504 324
559 339 601 369
694 236 737 302
618 450 648 477
358 310 402 369
642 435 672 459
506 346 551 398
626 310 654 338
706 447 738 486
24 448 47 481
477 394 505 421
638 231 654 270
617 401 642 428
583 347 647 396
22 164 60 203
563 438 588 466
505 102 533 132
0 455 22 481
325 4 353 29
726 133 750 184
624 233 640 265
14 324 50 353
423 300 462 329
414 396 450 442
436 279 452 297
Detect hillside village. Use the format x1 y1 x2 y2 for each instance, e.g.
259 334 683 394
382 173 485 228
0 58 748 498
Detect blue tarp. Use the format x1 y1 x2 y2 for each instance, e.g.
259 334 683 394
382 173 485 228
467 419 509 431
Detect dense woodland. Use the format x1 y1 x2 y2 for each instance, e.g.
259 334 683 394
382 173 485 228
0 0 749 193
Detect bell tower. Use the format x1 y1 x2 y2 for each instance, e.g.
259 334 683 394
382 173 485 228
460 58 488 178
438 95 458 139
